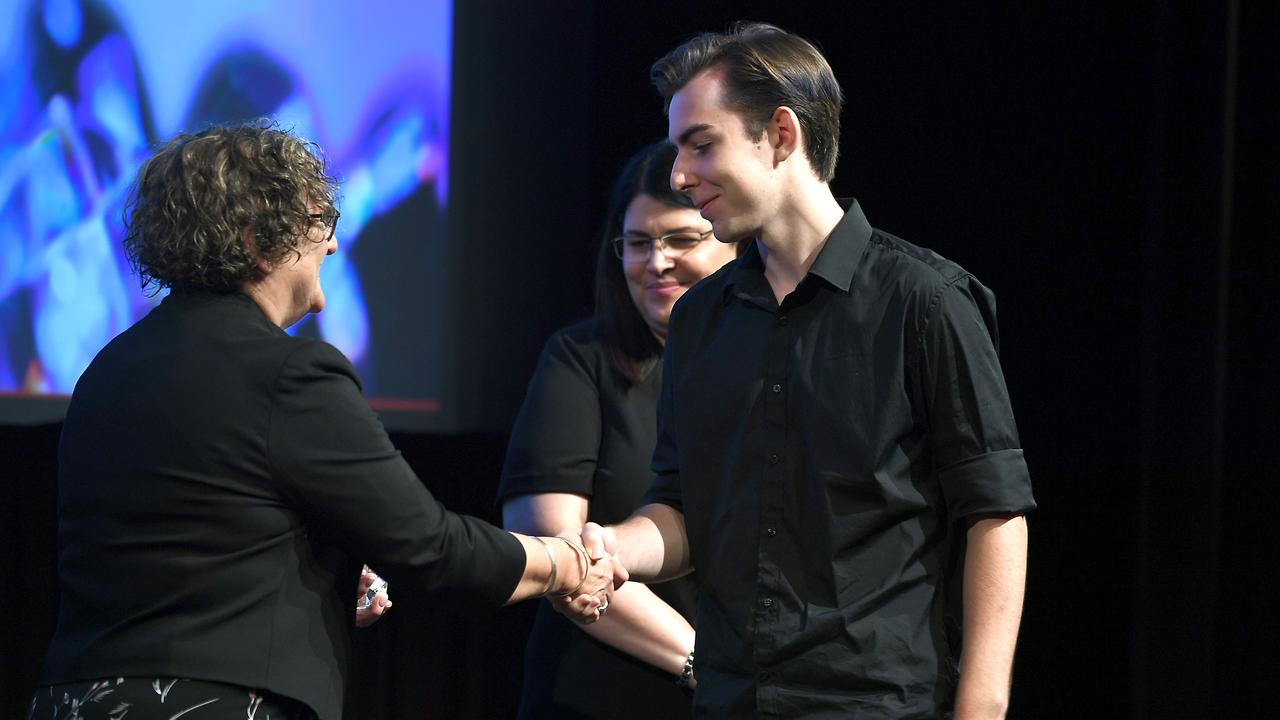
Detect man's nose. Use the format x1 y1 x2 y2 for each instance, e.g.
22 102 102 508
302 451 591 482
671 158 695 193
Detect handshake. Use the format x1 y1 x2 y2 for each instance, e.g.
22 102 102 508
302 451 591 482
546 522 626 625
351 523 620 629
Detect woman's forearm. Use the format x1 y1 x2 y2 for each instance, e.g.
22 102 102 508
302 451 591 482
508 533 556 603
505 494 595 605
577 580 694 679
507 532 608 607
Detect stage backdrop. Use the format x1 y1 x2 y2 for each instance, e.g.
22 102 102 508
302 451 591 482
0 0 454 428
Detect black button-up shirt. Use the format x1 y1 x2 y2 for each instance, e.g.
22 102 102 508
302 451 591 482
645 200 1035 719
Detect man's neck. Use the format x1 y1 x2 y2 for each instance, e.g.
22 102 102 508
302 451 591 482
757 185 845 305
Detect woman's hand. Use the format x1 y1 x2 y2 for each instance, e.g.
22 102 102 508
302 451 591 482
551 531 627 625
354 565 392 628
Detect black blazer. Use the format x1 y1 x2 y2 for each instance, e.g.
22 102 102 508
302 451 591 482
40 291 524 720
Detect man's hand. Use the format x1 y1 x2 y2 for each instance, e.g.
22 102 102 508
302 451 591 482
579 522 624 583
355 565 392 628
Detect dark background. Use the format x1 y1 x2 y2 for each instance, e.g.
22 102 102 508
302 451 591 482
4 1 1277 717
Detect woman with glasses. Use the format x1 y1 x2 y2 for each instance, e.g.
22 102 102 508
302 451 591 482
29 122 619 720
499 140 742 719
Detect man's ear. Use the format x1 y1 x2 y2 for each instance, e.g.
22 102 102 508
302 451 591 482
767 106 801 165
242 227 272 275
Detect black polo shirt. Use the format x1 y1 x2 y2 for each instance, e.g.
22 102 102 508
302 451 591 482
645 199 1035 719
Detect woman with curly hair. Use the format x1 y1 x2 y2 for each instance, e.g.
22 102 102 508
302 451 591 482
29 122 620 720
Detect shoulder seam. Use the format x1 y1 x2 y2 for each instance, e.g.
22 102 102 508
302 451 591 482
868 231 969 284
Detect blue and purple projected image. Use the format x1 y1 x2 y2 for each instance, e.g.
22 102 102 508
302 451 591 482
0 0 452 417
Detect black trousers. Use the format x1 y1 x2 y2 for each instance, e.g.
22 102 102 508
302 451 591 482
28 677 315 720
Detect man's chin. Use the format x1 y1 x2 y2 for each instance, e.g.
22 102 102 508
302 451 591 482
712 220 749 244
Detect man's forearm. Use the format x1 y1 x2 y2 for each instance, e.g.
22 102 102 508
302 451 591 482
954 514 1028 720
588 503 692 583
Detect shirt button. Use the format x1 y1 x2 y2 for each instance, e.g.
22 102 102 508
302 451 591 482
766 527 777 537
761 597 773 609
768 453 780 465
777 315 788 326
771 383 782 393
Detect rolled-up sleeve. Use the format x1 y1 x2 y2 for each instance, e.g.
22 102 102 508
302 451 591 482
268 340 525 609
919 277 1035 519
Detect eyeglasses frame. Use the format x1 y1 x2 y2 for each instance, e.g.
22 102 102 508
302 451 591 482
308 210 341 242
612 229 714 263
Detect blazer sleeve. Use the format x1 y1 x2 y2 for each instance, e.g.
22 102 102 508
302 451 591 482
267 339 525 608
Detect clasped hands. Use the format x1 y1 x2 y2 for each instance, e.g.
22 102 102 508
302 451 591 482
552 522 625 625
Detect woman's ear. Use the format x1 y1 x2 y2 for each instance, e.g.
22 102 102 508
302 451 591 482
242 227 273 275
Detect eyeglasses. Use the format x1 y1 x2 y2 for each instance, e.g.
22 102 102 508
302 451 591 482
612 230 713 264
309 210 341 241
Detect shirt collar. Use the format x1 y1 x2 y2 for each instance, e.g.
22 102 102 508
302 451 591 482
721 198 872 304
808 198 872 293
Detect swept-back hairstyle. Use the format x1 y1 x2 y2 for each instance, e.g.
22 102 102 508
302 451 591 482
651 21 844 182
594 141 747 383
123 119 339 294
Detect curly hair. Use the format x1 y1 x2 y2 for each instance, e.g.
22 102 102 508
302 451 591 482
123 120 339 294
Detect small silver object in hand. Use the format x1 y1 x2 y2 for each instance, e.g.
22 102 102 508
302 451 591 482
359 569 388 610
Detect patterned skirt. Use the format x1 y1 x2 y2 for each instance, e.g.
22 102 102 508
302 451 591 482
27 677 315 720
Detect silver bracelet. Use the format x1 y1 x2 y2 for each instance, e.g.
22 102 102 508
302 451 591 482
532 536 557 597
675 650 695 688
550 536 590 597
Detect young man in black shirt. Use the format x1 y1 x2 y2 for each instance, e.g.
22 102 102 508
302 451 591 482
566 22 1035 719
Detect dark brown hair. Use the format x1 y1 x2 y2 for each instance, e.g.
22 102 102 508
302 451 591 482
651 21 844 182
123 119 339 294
